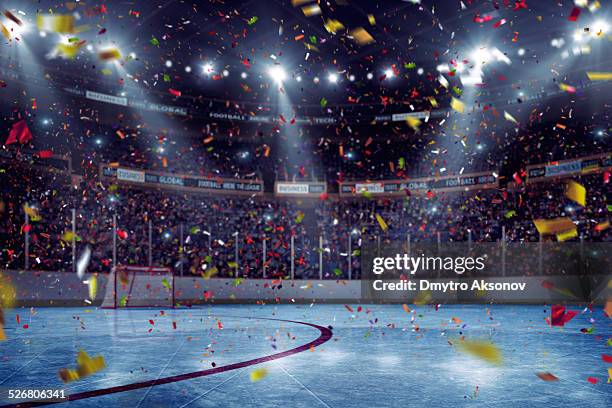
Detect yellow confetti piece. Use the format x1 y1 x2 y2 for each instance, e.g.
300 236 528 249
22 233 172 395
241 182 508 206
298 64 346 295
250 368 268 382
559 83 576 93
0 277 16 309
55 42 83 59
406 116 421 130
533 217 575 235
504 111 518 124
291 0 311 6
414 290 432 305
375 213 388 232
301 4 321 17
59 350 106 383
324 19 345 34
0 324 5 341
1 24 10 40
368 14 376 25
428 96 438 107
23 204 40 220
586 72 612 81
304 42 320 52
456 339 503 365
556 228 578 242
202 267 218 280
350 27 375 45
565 180 586 207
450 97 465 113
37 14 75 34
88 275 97 300
61 231 80 242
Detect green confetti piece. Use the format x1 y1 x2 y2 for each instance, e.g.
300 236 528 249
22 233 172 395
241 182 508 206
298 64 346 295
398 157 405 169
320 97 327 108
504 210 516 219
232 277 243 287
452 86 463 96
161 278 171 290
163 73 170 82
309 35 317 44
101 68 112 75
120 296 127 307
247 16 258 25
150 36 159 46
404 62 416 69
334 268 342 276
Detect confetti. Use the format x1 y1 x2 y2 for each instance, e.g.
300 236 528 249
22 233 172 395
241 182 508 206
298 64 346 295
349 27 375 45
249 368 268 382
456 339 503 365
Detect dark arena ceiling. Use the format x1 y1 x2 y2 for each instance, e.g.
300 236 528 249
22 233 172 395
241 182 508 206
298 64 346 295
0 0 610 178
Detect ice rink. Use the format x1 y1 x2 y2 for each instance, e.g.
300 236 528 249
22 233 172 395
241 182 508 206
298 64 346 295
0 304 610 407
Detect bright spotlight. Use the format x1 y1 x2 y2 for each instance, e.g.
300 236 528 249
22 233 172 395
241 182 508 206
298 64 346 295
348 74 355 82
384 68 394 78
592 20 609 37
203 63 214 75
165 60 173 68
268 66 287 83
185 65 192 73
313 76 320 84
327 73 338 83
471 47 491 64
268 66 286 82
241 72 248 79
295 75 302 82
366 72 374 80
222 69 229 77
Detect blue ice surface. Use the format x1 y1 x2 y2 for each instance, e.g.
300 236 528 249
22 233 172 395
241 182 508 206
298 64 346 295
0 304 610 407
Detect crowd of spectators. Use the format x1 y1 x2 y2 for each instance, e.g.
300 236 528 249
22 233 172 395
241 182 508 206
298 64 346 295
1 154 609 279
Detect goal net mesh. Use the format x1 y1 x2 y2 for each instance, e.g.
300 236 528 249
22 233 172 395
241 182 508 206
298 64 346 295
101 265 175 308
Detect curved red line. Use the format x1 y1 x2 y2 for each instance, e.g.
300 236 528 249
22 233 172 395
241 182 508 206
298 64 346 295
2 317 332 408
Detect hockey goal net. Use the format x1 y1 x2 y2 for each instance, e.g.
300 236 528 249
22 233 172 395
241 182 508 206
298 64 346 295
101 265 175 308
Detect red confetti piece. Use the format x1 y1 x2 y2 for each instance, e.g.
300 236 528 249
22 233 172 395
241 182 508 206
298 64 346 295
536 372 558 381
168 88 181 97
344 305 354 313
602 354 612 363
568 7 581 22
551 305 577 327
493 19 507 28
587 377 598 384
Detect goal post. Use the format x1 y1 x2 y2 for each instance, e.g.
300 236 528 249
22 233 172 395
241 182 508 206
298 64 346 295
101 265 175 309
